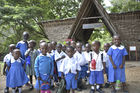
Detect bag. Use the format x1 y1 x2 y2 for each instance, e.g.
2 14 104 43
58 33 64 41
56 79 67 93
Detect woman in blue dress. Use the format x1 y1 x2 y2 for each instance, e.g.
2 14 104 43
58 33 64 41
6 49 29 93
107 35 128 93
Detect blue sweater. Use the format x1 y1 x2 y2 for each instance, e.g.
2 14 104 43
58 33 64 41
34 54 54 77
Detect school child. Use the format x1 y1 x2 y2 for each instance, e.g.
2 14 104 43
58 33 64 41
37 40 46 55
6 49 29 93
3 44 16 93
89 41 104 93
34 42 54 93
83 43 92 85
107 35 128 93
55 43 66 80
25 40 38 89
16 31 29 60
60 46 81 93
102 43 110 88
66 41 71 46
74 42 88 91
51 41 57 54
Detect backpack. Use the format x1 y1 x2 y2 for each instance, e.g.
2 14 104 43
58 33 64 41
56 79 67 93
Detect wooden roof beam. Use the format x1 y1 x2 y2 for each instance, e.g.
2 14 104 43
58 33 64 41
82 16 103 20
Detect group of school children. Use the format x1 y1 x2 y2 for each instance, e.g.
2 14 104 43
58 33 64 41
3 31 128 93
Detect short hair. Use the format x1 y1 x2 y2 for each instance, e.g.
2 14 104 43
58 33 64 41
66 46 74 51
92 41 101 46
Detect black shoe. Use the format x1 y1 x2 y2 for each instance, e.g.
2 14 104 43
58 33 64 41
90 89 95 93
96 88 104 93
77 88 82 91
4 88 9 93
29 85 34 90
104 83 110 88
15 87 18 92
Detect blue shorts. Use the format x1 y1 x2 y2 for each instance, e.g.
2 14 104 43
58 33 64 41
65 73 77 90
78 65 88 80
89 71 104 85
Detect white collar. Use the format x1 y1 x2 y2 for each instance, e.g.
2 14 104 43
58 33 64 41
11 57 21 63
111 45 124 50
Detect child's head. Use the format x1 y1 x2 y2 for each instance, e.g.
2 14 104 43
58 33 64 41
76 42 82 53
104 43 110 52
71 41 76 48
40 42 48 55
62 45 66 52
56 43 62 53
66 46 75 58
23 32 29 41
92 41 101 52
47 43 52 53
9 44 16 53
113 35 121 46
29 40 36 49
85 43 91 52
51 41 57 50
13 49 21 60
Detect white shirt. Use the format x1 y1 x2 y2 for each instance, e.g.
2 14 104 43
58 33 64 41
83 51 92 63
10 57 22 63
60 56 81 75
74 51 87 66
90 51 103 71
55 50 66 71
102 51 109 67
3 52 13 63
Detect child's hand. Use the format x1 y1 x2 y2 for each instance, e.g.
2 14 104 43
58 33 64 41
120 64 123 69
113 65 117 69
38 77 41 80
50 75 53 79
61 55 65 59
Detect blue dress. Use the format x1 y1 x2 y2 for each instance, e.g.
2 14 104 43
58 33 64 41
16 41 28 59
6 58 29 88
107 45 128 83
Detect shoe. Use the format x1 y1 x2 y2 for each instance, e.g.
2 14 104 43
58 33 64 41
96 88 104 93
15 87 18 92
77 88 82 91
29 85 34 90
4 88 9 93
104 83 110 88
90 89 95 93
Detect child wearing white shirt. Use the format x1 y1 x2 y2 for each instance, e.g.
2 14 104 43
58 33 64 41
89 41 104 93
60 46 81 93
74 42 87 90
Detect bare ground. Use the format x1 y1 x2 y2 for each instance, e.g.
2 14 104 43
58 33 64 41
0 61 140 93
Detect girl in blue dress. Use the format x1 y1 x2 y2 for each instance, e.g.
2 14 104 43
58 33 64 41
6 49 29 93
107 35 128 93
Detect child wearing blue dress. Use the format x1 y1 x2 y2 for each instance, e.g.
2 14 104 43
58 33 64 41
60 46 81 93
34 42 54 92
6 49 29 93
16 32 29 60
3 44 16 93
89 41 104 93
107 35 128 93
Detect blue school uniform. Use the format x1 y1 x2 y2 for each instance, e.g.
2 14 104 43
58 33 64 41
60 56 81 90
107 45 128 83
6 57 29 88
34 54 54 90
89 51 104 85
16 41 28 59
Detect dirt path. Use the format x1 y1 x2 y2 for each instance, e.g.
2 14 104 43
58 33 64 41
0 61 140 93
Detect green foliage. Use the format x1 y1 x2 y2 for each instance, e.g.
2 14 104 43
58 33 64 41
109 0 140 13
